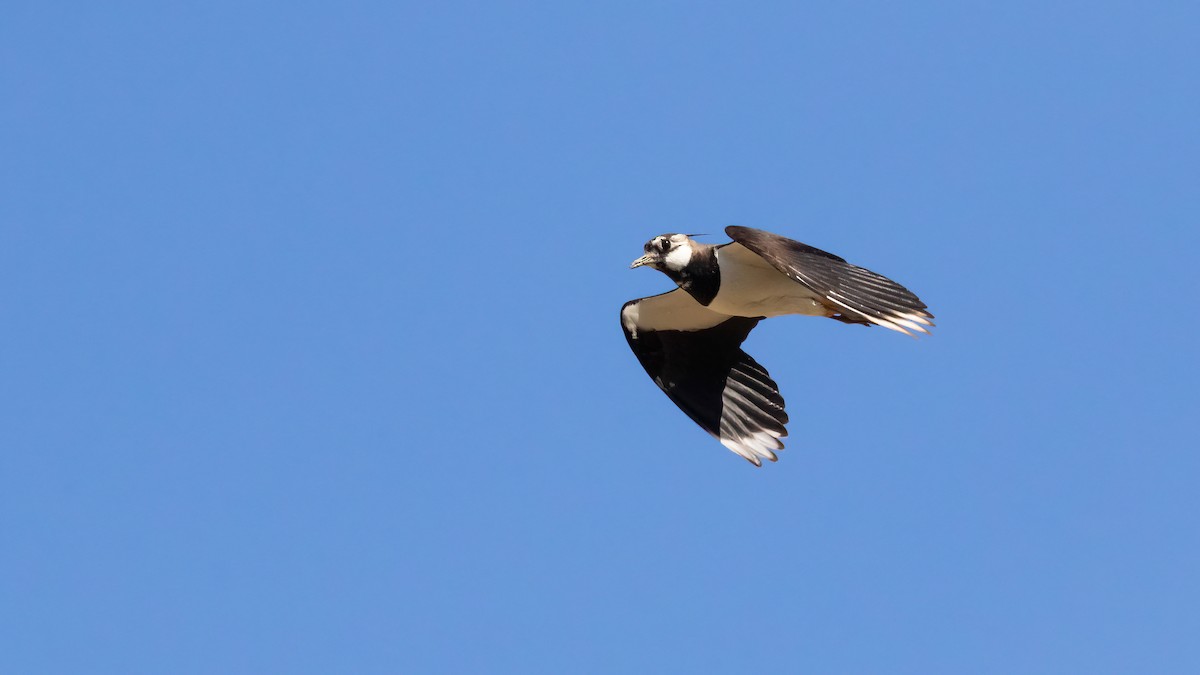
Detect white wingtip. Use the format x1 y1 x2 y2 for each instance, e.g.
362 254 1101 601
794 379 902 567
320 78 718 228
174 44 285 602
827 298 934 338
720 431 783 466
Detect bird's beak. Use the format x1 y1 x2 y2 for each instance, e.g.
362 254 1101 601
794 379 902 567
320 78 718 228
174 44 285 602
630 254 655 269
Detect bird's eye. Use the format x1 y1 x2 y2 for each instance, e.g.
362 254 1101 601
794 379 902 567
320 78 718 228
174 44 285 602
658 239 671 252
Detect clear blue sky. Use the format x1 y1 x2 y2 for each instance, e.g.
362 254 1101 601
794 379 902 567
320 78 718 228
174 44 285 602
3 2 1197 672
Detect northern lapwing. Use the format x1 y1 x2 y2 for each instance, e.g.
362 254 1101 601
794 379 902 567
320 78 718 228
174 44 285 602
622 226 933 466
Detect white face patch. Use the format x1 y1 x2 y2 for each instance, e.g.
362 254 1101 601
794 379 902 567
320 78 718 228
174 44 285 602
662 240 694 271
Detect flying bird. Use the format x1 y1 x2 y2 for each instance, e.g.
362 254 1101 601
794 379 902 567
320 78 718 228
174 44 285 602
621 226 933 466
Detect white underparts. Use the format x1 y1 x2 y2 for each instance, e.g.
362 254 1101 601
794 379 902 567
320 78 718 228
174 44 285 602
709 246 826 318
622 290 731 337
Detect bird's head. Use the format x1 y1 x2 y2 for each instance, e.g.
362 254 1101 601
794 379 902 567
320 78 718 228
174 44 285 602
630 234 698 273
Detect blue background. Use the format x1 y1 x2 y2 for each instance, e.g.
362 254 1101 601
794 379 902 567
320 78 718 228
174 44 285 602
3 2 1197 672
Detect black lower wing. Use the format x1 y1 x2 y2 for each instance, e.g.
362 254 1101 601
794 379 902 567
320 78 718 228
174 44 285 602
622 293 788 465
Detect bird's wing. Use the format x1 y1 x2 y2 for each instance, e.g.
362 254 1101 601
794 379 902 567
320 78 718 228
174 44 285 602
621 288 788 466
725 225 935 335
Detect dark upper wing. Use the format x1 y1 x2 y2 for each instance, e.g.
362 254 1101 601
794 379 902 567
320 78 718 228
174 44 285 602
621 289 788 466
725 225 935 335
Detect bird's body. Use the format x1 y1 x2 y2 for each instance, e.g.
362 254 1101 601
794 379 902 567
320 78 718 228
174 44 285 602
708 244 829 318
623 226 933 466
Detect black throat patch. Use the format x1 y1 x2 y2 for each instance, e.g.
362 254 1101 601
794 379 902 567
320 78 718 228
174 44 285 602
665 245 721 306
